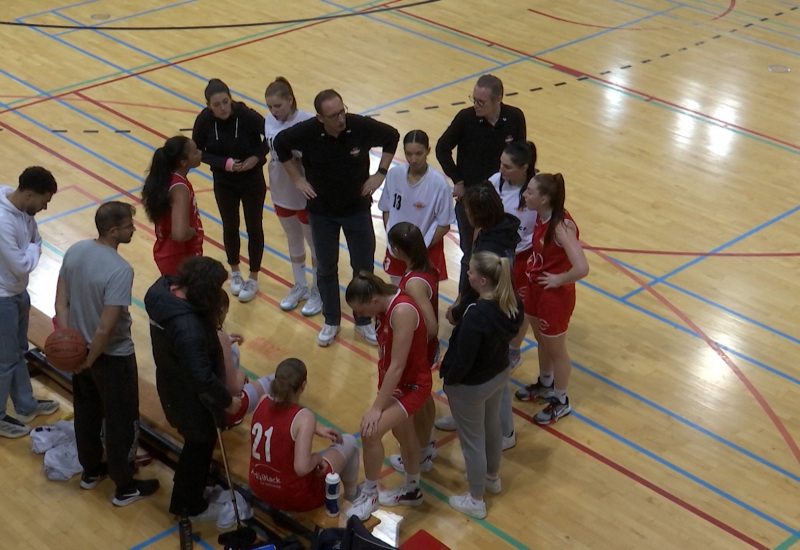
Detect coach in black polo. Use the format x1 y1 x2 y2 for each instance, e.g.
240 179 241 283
273 89 400 347
436 74 527 294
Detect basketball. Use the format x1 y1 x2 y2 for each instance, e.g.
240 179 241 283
44 328 87 373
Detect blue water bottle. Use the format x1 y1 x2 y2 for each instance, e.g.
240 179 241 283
325 472 341 517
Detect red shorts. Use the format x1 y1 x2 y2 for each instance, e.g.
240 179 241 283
225 389 251 428
274 204 309 225
513 249 532 301
523 282 576 336
383 239 448 281
390 380 432 417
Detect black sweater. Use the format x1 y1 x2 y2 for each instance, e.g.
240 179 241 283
272 114 399 216
441 297 524 386
144 277 231 442
435 104 527 187
192 101 268 186
452 213 521 321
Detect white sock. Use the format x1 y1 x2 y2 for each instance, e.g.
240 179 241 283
291 262 307 287
404 473 420 493
554 389 568 404
363 479 378 495
539 371 554 386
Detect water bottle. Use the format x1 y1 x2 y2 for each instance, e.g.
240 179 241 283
325 472 341 517
179 511 193 549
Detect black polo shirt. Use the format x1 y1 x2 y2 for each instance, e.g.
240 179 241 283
273 114 399 216
435 103 527 187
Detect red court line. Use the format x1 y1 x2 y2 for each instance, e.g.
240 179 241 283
0 117 377 363
712 1 737 20
0 94 197 114
0 0 403 117
527 8 654 30
582 245 800 258
429 391 766 547
397 10 800 153
587 244 800 466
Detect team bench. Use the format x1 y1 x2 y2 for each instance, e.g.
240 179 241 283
24 305 379 545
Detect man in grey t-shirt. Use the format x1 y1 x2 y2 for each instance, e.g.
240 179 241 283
55 201 159 507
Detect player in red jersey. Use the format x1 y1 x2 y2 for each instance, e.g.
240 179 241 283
344 272 433 520
515 173 589 424
386 222 439 474
142 136 204 276
249 358 360 512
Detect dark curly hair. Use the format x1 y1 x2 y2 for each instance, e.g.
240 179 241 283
176 257 228 325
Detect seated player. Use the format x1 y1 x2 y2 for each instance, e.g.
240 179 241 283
249 358 360 512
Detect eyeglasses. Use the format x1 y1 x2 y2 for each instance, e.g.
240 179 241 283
470 95 492 108
323 105 348 121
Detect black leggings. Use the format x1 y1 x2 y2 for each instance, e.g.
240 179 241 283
213 176 266 272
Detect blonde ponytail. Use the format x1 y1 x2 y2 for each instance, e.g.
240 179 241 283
470 252 518 318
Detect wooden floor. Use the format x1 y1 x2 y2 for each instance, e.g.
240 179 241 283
3 0 800 548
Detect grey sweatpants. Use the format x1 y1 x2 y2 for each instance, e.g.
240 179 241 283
444 368 509 497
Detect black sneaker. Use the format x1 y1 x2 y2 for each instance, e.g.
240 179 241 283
80 463 109 489
112 479 160 507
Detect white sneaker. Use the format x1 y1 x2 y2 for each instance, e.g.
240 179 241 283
378 486 424 507
434 415 456 431
189 501 224 523
280 284 309 311
502 431 516 451
389 454 434 473
345 491 379 521
449 492 487 519
301 287 322 316
463 472 502 495
317 324 340 347
0 414 30 438
238 279 259 303
355 324 378 346
230 272 244 296
15 399 60 423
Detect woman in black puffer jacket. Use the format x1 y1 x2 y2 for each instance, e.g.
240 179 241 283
144 256 240 521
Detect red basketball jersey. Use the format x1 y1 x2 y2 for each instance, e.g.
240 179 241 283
153 173 204 276
376 291 432 391
249 397 325 512
398 270 439 366
526 211 579 281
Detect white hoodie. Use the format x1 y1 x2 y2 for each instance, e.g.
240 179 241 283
0 185 42 297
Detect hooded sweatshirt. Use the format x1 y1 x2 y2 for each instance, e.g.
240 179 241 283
440 296 524 386
192 101 268 186
144 276 230 441
452 212 521 321
0 186 41 297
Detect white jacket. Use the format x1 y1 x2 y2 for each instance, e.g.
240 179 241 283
0 186 42 297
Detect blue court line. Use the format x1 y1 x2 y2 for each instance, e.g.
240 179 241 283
20 0 97 20
10 0 800 492
620 203 800 300
52 0 198 37
129 524 215 550
357 2 676 114
610 256 800 348
9 5 797 392
574 411 800 536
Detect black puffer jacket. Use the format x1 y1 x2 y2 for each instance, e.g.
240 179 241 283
144 276 231 442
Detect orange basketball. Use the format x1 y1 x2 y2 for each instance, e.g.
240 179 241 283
44 328 87 373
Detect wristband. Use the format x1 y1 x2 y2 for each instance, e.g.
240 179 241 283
377 166 388 176
225 158 235 171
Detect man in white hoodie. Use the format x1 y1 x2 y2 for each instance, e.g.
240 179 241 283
0 166 59 438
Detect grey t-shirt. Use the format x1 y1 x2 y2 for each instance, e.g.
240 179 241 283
59 239 134 356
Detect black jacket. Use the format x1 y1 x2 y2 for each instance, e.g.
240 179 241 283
144 276 231 442
192 101 268 186
452 213 521 321
441 297 524 386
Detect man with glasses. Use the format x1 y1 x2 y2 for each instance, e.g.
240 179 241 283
436 74 527 296
55 201 159 507
274 89 400 347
